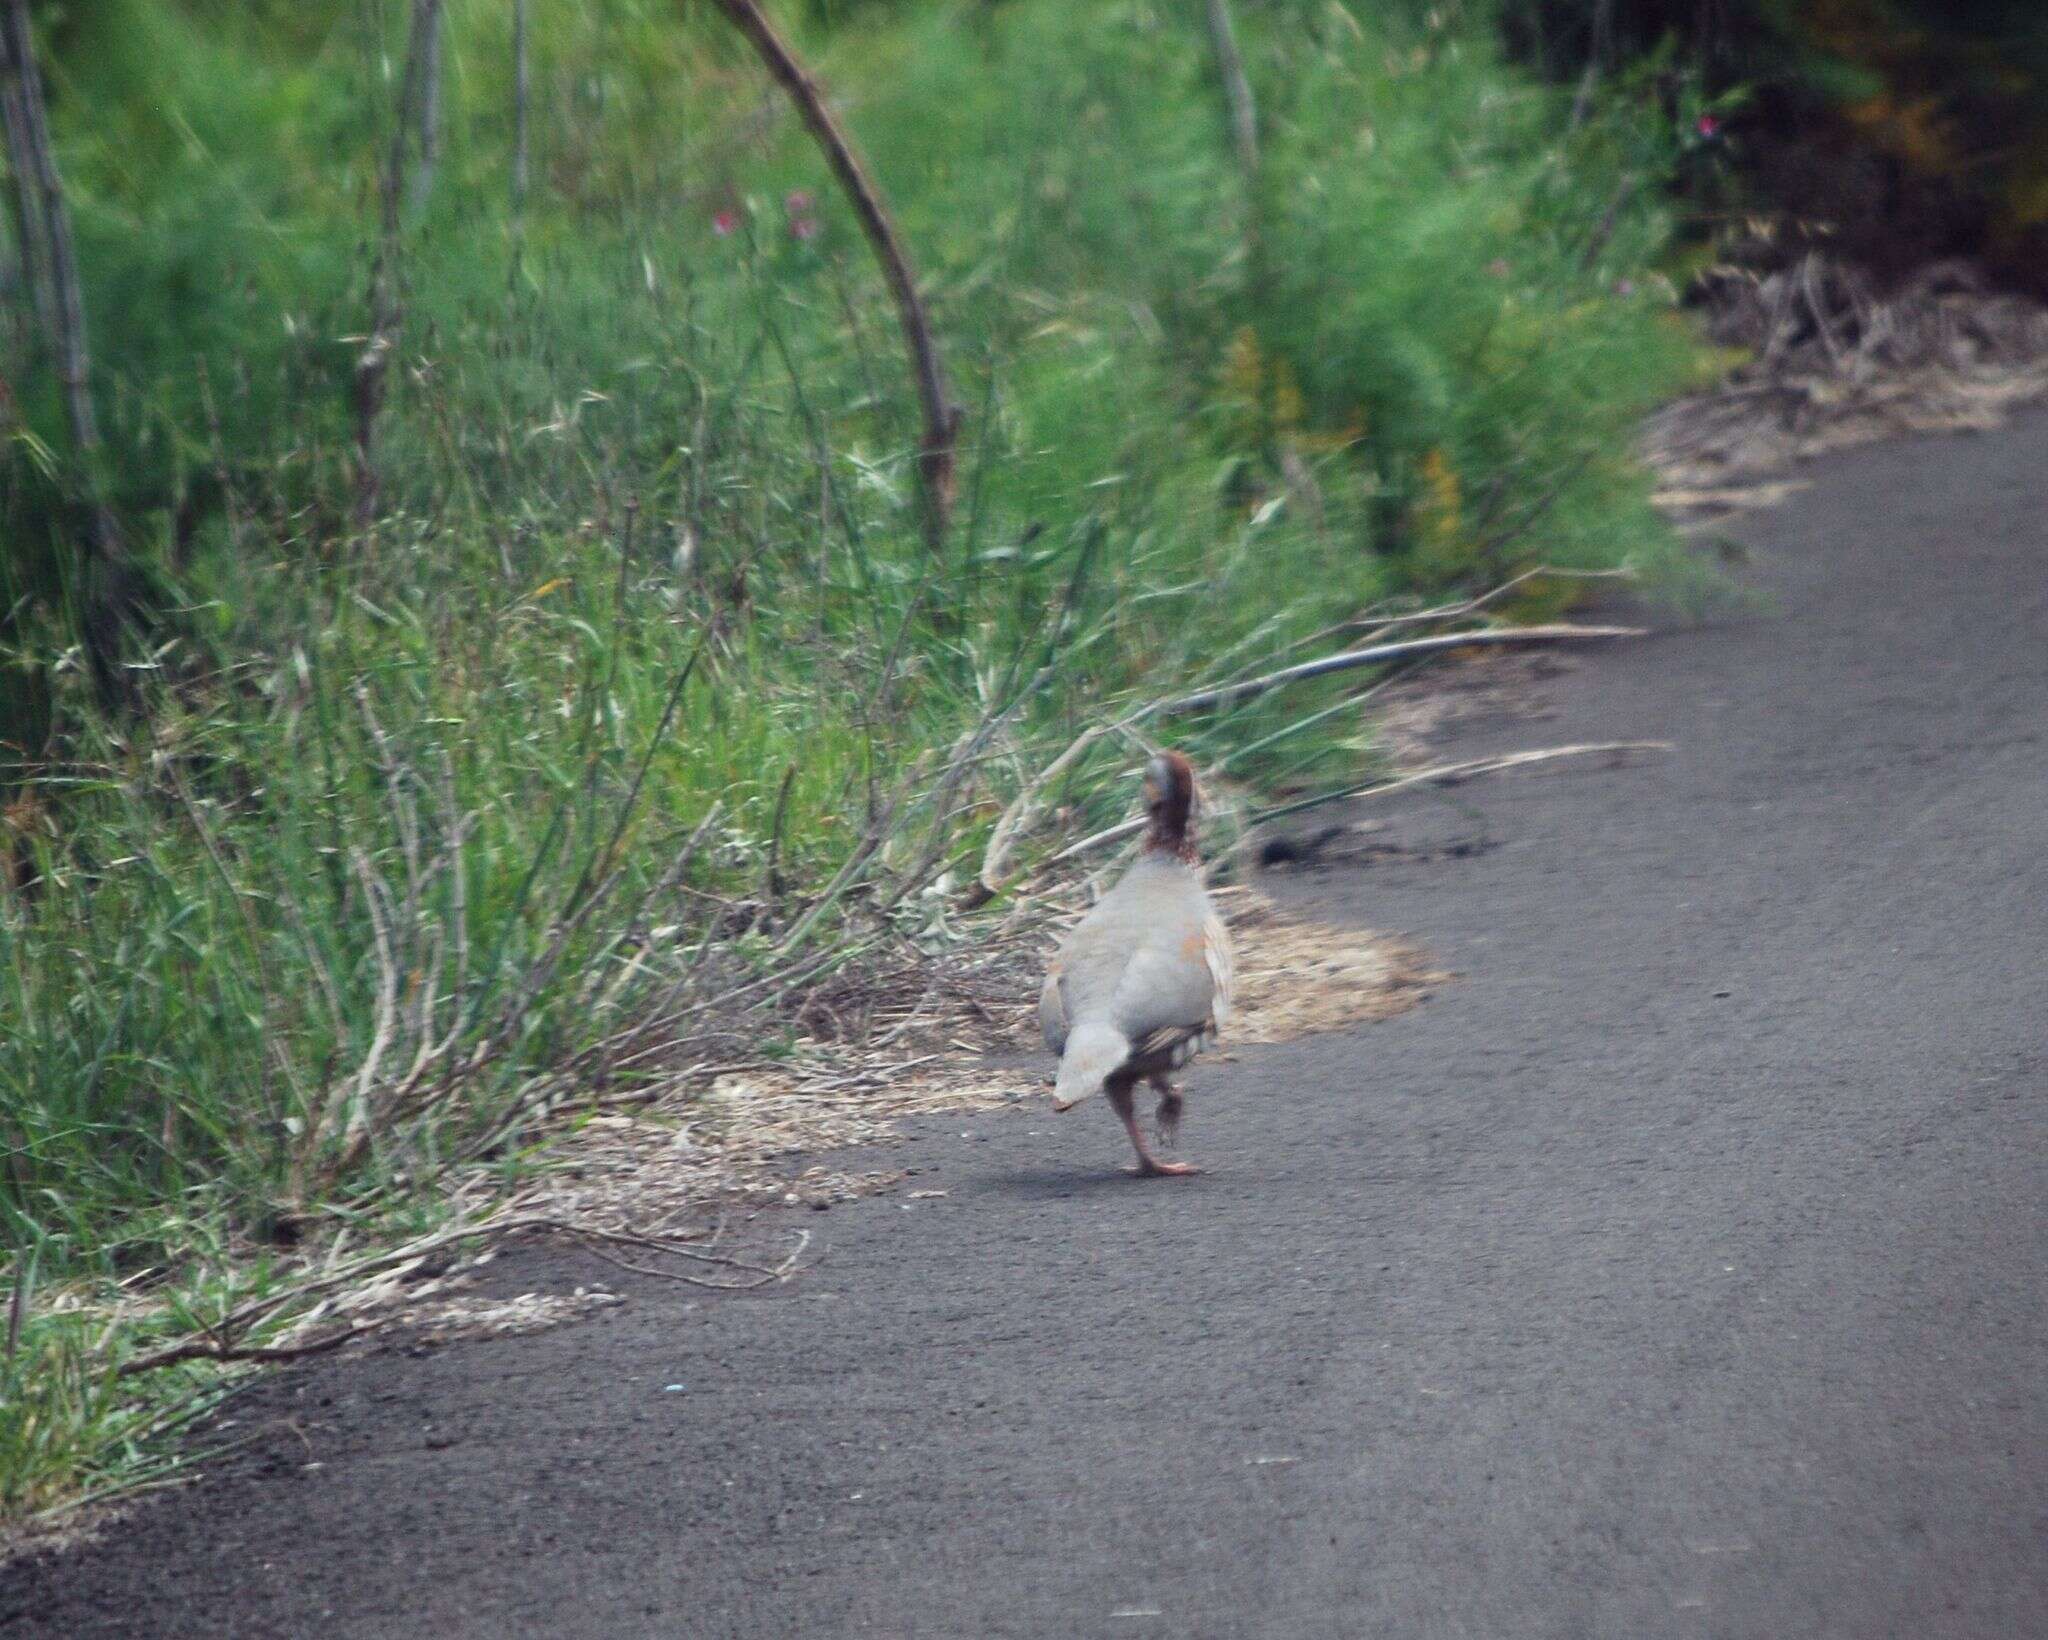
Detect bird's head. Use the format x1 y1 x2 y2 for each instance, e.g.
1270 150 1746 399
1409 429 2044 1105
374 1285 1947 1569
1141 751 1199 859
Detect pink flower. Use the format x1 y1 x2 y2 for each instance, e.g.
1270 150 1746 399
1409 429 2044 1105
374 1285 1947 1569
1614 278 1636 297
712 209 738 237
1696 114 1721 139
785 190 820 242
1486 257 1511 279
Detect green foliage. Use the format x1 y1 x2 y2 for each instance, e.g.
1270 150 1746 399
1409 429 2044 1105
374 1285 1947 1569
0 0 1701 1518
0 1256 227 1526
1246 6 1692 587
1509 0 2048 287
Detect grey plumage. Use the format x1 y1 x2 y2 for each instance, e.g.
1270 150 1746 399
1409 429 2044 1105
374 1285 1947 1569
1040 851 1232 1108
1039 753 1232 1174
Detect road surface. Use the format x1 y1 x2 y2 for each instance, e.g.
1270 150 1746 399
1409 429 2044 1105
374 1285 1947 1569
7 413 2045 1638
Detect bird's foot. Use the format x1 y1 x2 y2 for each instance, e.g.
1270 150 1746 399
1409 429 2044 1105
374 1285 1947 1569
1127 1158 1202 1178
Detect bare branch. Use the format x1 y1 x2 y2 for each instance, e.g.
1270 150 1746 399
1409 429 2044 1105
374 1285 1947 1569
356 0 444 526
511 0 530 212
0 0 129 699
0 65 50 343
708 0 957 548
406 0 446 218
1204 0 1259 180
117 1320 382 1380
1224 741 1671 846
0 3 91 459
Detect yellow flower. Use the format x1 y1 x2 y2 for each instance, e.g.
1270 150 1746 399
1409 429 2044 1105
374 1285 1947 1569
1269 355 1306 434
1221 325 1264 405
1416 447 1462 545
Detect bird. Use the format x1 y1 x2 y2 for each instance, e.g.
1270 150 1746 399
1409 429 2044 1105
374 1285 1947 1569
1039 750 1233 1177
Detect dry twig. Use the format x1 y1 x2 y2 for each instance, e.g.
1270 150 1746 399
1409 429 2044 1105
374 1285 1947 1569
1160 623 1644 716
1047 742 1668 872
116 1320 383 1380
1221 741 1669 855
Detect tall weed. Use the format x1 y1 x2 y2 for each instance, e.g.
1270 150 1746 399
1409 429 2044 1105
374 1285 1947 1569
1 0 1701 1518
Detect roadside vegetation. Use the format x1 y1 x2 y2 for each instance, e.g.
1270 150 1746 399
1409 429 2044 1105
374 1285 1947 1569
0 0 1711 1527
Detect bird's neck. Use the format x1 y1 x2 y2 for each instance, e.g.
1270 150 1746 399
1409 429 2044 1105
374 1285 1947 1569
1142 825 1199 864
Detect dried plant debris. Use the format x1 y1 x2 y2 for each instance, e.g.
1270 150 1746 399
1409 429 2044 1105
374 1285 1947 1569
1647 255 2048 520
442 889 1432 1250
55 872 1439 1392
392 1288 626 1345
1 1507 115 1568
1220 894 1444 1043
1371 648 1569 767
83 885 1429 1373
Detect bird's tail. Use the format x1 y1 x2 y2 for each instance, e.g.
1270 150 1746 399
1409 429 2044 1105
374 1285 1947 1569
1051 1021 1130 1111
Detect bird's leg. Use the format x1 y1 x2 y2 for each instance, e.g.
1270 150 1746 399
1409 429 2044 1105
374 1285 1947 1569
1149 1074 1185 1149
1109 1078 1199 1178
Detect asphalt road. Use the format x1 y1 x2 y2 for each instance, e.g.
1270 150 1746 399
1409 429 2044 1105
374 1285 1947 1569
8 413 2046 1638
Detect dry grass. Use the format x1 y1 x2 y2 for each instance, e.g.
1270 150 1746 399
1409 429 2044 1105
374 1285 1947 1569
34 876 1439 1406
1370 648 1571 768
1219 892 1443 1043
390 1288 628 1345
1646 255 2048 518
480 883 1437 1236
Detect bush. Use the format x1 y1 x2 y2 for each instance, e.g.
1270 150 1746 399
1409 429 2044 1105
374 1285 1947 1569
1506 0 2048 289
1 0 1699 1517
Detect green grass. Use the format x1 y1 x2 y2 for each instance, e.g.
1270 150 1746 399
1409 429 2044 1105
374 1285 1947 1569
0 0 1705 1522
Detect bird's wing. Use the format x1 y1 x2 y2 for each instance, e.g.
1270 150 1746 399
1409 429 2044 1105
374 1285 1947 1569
1124 905 1232 1067
1038 960 1069 1055
1132 1019 1209 1064
1111 928 1218 1043
1044 858 1228 1064
1203 909 1234 1031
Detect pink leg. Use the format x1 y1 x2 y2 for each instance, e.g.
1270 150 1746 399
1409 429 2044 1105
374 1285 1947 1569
1107 1080 1199 1178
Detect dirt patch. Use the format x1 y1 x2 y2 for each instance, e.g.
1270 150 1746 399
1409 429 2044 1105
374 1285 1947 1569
1220 894 1444 1042
0 1508 114 1574
90 885 1442 1386
480 885 1438 1231
1371 648 1572 767
1646 256 2048 520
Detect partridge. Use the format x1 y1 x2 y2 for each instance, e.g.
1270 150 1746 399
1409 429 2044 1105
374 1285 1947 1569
1039 752 1233 1176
